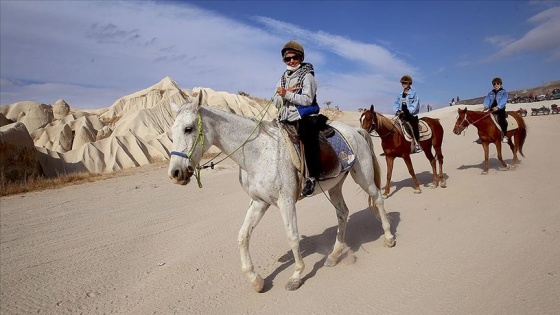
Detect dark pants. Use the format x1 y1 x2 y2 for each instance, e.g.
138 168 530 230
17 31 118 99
298 115 321 179
491 105 508 135
400 105 420 141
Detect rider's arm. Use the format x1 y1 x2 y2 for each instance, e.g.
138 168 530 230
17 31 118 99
496 90 508 109
284 73 316 106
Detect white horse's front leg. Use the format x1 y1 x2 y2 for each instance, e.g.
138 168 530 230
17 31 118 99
278 197 304 291
238 199 270 292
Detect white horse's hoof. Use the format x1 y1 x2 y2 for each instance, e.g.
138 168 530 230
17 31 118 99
382 194 389 199
324 256 338 267
252 274 264 292
385 237 396 247
285 278 302 291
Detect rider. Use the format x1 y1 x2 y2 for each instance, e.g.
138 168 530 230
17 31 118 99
393 75 422 153
483 77 509 143
274 40 322 197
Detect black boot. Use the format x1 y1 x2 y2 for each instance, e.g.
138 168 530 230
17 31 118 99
302 177 316 197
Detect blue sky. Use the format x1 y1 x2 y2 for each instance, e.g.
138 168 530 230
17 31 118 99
1 1 559 113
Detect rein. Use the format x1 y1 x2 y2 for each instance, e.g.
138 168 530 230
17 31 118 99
171 97 275 188
454 111 492 134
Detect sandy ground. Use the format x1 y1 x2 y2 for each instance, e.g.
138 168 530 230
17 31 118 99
1 102 559 314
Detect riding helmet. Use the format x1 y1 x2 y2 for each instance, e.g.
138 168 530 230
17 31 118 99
281 41 305 60
400 75 413 84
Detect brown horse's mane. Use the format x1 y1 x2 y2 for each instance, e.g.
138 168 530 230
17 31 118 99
374 111 398 132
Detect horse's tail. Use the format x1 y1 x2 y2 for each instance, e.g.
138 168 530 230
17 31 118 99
515 114 527 157
357 128 381 189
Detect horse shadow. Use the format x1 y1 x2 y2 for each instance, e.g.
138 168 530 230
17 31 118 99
385 171 449 198
262 210 401 291
457 158 515 171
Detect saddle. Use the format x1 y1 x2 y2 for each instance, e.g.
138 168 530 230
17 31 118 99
395 118 432 142
490 112 519 131
280 120 354 181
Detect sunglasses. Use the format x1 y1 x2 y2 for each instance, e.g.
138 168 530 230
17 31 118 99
493 82 501 85
283 55 300 62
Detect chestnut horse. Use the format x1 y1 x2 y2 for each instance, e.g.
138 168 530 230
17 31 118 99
360 105 445 198
452 107 527 174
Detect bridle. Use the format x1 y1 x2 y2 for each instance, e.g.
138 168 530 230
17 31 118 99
454 110 492 134
170 98 274 188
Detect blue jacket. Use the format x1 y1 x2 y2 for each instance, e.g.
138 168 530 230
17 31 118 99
483 88 508 110
393 88 420 115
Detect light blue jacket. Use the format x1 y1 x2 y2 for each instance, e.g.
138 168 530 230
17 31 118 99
393 88 420 115
483 88 508 110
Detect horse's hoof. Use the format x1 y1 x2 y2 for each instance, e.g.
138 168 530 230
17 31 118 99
429 183 437 189
252 274 264 292
414 189 422 194
324 256 338 267
285 278 302 291
382 194 389 199
440 181 447 188
481 171 488 175
384 237 396 248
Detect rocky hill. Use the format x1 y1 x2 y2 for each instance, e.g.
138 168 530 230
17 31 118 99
457 80 560 105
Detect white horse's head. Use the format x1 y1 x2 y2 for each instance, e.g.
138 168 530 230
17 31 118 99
168 92 205 185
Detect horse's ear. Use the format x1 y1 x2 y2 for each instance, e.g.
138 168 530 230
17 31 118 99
370 104 374 112
197 90 204 107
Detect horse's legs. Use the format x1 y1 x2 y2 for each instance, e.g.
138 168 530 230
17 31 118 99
383 155 395 198
277 197 304 291
421 142 438 188
434 142 446 188
238 199 270 292
350 167 395 247
495 141 509 170
325 178 350 267
403 154 422 194
481 142 490 174
510 132 519 166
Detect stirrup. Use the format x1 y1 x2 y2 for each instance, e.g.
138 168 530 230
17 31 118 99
302 178 316 197
414 145 423 153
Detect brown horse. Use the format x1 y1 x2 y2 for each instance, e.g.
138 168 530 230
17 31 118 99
452 107 527 174
360 105 446 198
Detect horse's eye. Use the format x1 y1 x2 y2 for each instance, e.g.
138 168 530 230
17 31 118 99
184 127 193 134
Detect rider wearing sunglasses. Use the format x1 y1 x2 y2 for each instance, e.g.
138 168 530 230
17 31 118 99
483 77 509 143
394 75 422 153
274 40 323 197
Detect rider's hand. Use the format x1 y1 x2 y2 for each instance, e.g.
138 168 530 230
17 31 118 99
492 107 499 112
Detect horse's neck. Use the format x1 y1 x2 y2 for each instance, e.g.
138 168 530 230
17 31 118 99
468 111 490 128
202 107 276 170
376 114 400 138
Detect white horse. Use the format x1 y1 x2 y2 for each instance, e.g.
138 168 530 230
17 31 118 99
167 93 395 292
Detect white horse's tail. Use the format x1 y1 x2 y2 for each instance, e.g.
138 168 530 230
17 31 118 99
357 128 386 221
357 128 381 189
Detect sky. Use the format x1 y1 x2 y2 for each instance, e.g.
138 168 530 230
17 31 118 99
1 1 559 114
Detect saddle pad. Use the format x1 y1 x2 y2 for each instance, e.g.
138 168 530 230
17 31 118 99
397 119 432 142
491 113 519 131
326 128 355 172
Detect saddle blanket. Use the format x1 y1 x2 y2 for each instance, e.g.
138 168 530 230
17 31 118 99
491 113 519 131
326 128 355 172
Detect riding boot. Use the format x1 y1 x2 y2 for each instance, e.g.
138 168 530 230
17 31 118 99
411 117 422 153
298 116 321 197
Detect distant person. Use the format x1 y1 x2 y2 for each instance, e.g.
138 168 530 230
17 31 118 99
452 97 455 105
483 77 509 143
274 40 322 197
456 96 460 103
427 104 432 112
393 75 422 153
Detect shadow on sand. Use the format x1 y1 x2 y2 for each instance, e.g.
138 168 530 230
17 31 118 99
383 170 449 198
262 209 401 292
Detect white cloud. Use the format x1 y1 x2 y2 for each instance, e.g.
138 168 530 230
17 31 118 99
486 6 560 61
0 1 416 112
